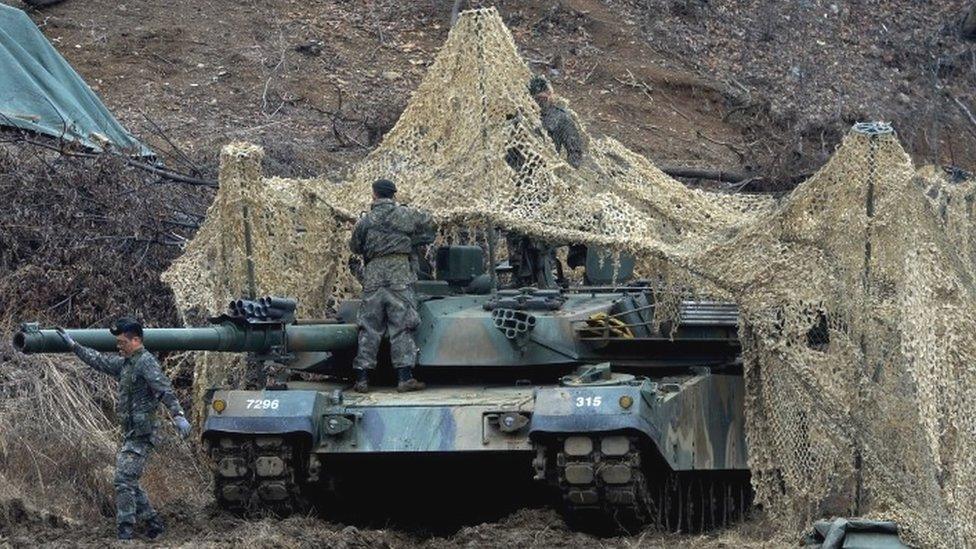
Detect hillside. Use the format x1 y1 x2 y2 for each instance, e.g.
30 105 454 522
1 0 975 546
4 0 973 184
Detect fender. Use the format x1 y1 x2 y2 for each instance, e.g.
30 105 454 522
529 382 659 439
529 375 748 471
202 389 326 444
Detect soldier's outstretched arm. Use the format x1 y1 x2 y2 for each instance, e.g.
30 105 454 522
139 355 185 418
57 328 124 378
74 345 125 378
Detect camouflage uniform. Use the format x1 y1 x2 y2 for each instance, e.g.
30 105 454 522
506 233 558 288
349 198 434 370
73 346 184 533
541 103 584 168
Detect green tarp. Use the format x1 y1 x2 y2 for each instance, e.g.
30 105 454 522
0 4 150 155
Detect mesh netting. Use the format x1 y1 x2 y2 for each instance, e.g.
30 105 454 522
162 9 976 547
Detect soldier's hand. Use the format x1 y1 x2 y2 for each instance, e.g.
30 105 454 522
173 415 192 439
55 327 76 349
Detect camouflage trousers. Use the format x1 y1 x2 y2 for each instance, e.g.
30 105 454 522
114 436 157 530
352 286 420 370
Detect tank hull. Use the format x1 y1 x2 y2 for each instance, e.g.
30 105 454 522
203 372 748 532
203 374 746 469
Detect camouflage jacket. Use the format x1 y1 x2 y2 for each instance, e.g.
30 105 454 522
541 103 584 168
349 198 434 291
73 346 184 439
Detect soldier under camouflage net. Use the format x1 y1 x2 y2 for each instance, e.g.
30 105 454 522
349 178 434 393
56 318 191 541
533 74 594 271
503 76 589 284
529 75 584 168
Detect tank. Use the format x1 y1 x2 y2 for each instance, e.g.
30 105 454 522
14 245 750 533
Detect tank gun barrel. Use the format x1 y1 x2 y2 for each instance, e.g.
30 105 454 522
13 322 358 354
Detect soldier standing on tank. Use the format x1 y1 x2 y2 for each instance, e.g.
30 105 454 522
349 178 434 393
55 318 191 541
529 74 585 169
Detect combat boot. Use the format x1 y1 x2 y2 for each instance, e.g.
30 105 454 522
352 380 369 393
396 367 426 392
146 517 165 540
117 525 134 541
351 368 369 393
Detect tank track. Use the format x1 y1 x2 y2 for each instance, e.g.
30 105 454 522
209 435 308 516
549 434 751 534
652 470 752 532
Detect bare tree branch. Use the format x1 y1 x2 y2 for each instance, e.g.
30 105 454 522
952 95 976 127
1 131 218 187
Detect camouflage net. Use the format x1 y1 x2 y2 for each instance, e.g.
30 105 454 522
163 8 976 547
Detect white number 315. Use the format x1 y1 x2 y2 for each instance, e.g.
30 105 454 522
575 396 602 407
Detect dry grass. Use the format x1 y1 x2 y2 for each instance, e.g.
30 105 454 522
0 339 210 524
0 138 212 530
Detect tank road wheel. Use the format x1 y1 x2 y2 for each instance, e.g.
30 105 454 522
548 435 753 534
554 434 653 534
209 435 309 516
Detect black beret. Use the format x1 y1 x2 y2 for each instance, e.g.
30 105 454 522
110 316 144 337
372 178 397 196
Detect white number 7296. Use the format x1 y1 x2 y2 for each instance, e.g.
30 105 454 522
246 399 280 410
575 396 602 407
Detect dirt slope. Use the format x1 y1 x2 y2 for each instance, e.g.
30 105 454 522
2 0 974 546
631 0 976 180
0 0 759 181
5 0 972 184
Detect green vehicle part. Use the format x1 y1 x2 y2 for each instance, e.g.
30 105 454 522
14 321 358 354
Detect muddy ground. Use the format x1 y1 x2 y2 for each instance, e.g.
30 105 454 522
0 500 786 548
